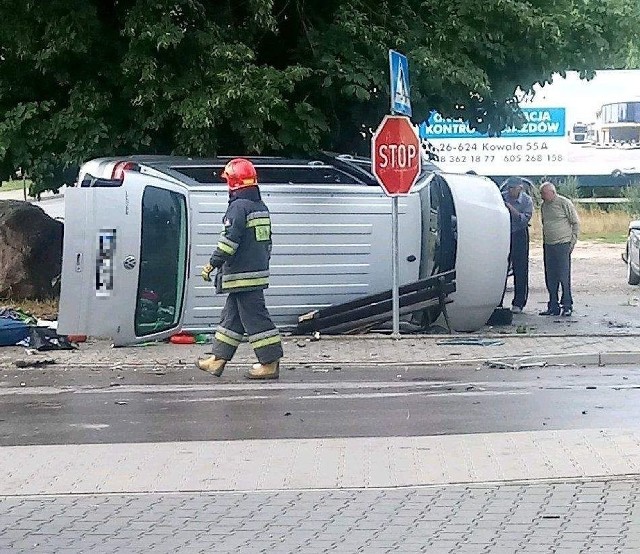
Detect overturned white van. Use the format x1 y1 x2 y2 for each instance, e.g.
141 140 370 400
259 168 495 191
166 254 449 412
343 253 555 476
58 154 510 345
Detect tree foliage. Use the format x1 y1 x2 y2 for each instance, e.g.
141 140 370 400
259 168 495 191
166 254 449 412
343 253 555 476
0 0 638 192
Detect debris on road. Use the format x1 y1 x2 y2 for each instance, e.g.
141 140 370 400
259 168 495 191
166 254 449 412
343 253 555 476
482 360 548 370
438 337 505 347
14 358 55 368
607 320 630 328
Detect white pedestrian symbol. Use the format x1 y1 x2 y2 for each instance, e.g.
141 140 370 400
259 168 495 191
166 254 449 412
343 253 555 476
395 66 410 108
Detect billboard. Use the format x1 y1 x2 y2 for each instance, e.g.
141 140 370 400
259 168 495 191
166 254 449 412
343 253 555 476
419 70 640 178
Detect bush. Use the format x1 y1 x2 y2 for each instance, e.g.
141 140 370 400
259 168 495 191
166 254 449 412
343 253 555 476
621 181 640 218
554 176 580 200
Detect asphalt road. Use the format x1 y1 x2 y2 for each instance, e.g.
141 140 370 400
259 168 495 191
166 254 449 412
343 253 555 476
0 364 639 446
566 141 640 168
34 196 64 220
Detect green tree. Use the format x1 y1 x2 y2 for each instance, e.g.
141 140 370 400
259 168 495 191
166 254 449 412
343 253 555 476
0 0 638 193
609 0 640 68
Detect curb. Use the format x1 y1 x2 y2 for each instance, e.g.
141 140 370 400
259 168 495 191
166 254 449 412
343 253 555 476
0 190 64 202
480 351 640 369
31 194 64 203
6 350 640 371
287 332 640 340
599 351 640 365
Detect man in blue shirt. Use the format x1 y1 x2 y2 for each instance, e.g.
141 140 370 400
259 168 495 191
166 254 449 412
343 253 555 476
502 177 534 313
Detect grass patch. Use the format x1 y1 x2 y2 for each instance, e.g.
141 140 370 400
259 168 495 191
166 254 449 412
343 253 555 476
0 179 32 193
584 232 627 244
529 205 630 243
1 298 59 320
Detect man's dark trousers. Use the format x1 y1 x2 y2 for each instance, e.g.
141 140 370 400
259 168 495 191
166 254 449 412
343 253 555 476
510 228 529 309
543 242 573 311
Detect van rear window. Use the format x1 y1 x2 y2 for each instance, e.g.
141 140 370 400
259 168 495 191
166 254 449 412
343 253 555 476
171 165 367 185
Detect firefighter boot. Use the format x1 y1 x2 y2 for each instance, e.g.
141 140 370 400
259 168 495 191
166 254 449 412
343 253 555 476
246 360 280 380
197 356 227 377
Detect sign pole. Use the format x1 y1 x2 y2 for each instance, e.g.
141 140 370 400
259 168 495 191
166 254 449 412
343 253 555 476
391 195 400 338
371 116 419 340
373 50 417 340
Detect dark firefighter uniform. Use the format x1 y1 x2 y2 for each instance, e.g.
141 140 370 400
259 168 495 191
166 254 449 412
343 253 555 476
197 158 283 380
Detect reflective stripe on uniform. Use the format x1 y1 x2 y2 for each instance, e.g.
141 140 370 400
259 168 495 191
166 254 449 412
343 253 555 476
214 331 241 347
223 270 269 280
246 218 271 228
249 328 281 349
222 270 270 290
217 235 239 255
251 335 282 349
217 242 235 255
216 326 244 342
249 328 280 342
246 211 270 223
222 277 269 289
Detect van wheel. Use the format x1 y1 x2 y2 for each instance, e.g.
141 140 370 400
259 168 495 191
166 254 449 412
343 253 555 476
628 250 640 285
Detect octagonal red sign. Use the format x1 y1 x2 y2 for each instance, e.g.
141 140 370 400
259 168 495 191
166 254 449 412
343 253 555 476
371 115 421 196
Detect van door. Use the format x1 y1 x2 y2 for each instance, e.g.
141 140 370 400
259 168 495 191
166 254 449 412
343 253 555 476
58 172 189 345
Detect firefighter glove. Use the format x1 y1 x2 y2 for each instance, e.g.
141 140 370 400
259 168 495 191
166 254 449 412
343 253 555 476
201 263 215 282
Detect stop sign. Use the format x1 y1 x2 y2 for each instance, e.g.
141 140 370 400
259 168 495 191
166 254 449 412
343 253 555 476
371 115 421 196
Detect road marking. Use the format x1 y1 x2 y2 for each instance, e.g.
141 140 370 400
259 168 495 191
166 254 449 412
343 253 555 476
5 379 636 398
0 381 480 396
69 423 110 430
164 395 272 403
294 390 529 400
129 388 529 403
0 386 70 396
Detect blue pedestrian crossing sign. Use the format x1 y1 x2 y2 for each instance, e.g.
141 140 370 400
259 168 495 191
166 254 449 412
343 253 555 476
389 50 412 117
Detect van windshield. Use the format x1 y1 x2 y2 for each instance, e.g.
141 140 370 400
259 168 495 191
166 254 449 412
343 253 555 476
135 186 187 336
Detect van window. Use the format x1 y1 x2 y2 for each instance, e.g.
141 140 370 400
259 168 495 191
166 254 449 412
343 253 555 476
135 187 187 336
171 165 365 185
258 167 364 184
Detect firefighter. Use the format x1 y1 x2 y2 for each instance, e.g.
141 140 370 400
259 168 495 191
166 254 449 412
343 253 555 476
197 158 283 379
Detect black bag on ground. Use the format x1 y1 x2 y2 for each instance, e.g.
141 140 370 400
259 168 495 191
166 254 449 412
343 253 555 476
29 327 76 351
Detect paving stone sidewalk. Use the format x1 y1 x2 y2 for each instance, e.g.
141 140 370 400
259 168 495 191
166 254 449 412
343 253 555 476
2 480 639 554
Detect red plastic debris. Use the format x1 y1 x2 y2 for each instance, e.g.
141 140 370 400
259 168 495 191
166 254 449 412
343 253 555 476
170 333 195 344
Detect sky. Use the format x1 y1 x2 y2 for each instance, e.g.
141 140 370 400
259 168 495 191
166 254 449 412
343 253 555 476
520 69 640 125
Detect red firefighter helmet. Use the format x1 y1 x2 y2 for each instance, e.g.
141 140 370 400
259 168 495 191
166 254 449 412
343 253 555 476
221 158 258 190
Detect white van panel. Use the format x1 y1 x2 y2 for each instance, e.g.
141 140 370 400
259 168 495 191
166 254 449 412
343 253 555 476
182 186 423 331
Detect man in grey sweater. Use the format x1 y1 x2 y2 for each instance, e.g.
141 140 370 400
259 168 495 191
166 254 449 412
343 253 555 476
539 182 580 317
